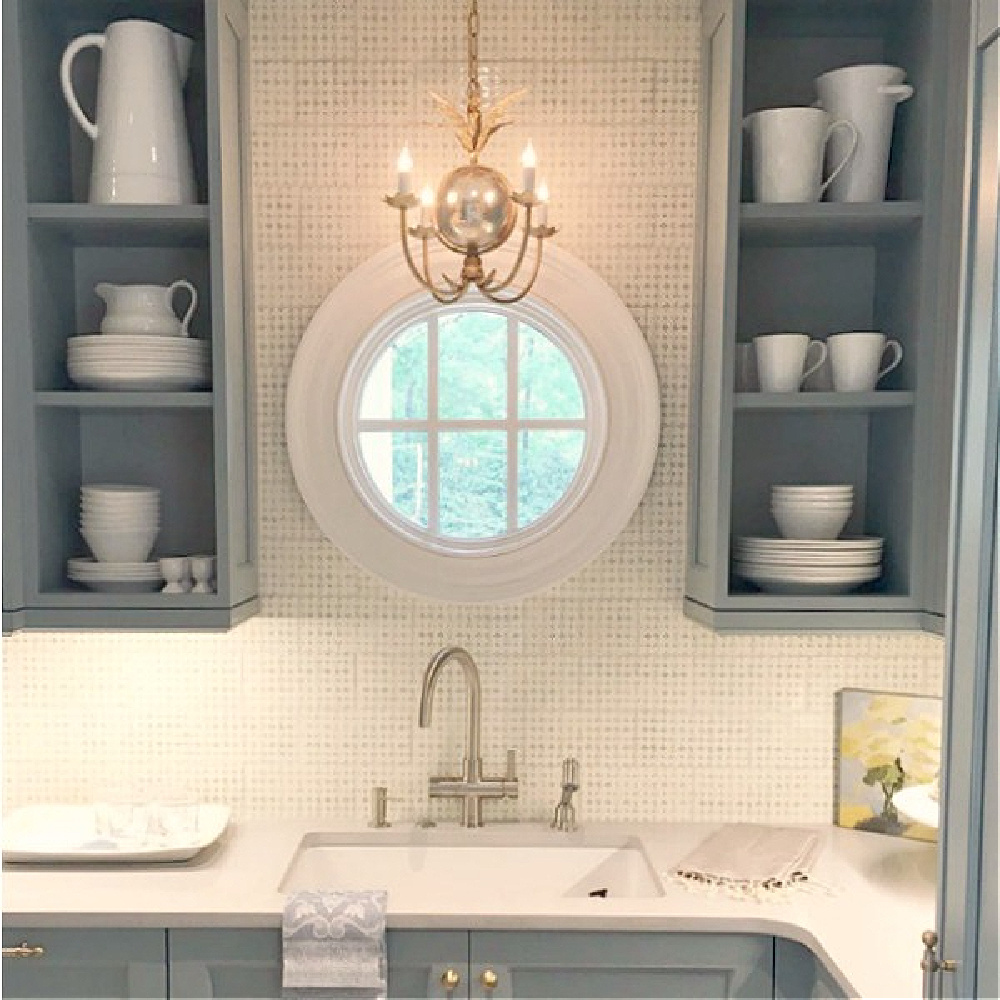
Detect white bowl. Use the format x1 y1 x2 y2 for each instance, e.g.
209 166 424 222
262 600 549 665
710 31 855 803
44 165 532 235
81 525 159 563
771 505 851 540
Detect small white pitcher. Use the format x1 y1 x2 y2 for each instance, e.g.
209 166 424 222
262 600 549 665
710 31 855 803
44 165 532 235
744 106 859 203
95 280 198 337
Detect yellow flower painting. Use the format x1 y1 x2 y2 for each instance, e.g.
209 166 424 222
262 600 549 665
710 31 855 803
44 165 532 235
835 688 941 842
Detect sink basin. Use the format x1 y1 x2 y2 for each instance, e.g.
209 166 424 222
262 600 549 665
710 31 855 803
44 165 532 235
280 829 664 900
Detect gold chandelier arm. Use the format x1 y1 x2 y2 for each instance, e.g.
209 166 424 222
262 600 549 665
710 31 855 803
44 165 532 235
420 231 468 304
478 205 534 295
396 207 465 304
478 235 546 304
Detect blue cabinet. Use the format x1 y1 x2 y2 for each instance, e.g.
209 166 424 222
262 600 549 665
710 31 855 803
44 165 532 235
1 0 258 632
1 929 167 999
468 931 773 999
5 926 852 999
163 928 781 999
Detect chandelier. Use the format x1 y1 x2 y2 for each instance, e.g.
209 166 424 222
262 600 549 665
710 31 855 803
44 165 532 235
385 0 556 304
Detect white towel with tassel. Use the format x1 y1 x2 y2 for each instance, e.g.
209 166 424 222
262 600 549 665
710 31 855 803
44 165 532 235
282 889 388 999
669 824 826 900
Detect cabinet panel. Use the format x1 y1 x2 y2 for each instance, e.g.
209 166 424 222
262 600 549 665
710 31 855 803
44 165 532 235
168 928 281 999
772 938 847 999
469 931 773 999
2 928 166 999
166 928 468 1000
685 0 969 631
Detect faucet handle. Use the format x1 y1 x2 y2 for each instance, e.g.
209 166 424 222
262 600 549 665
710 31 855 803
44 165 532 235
561 757 580 790
505 749 518 782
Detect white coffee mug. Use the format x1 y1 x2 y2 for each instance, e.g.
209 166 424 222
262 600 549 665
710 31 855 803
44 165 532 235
743 106 859 203
754 333 828 393
828 331 903 391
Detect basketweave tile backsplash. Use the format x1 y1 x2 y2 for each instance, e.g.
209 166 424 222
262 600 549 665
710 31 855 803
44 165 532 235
2 0 943 824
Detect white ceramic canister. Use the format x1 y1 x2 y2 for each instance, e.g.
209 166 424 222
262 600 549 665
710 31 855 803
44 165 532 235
815 63 914 202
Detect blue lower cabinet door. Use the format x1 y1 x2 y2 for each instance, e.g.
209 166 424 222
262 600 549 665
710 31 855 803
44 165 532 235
2 929 167 999
468 931 773 999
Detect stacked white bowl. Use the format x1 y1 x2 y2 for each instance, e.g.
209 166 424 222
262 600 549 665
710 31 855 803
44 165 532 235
79 485 160 563
732 483 884 593
770 484 853 540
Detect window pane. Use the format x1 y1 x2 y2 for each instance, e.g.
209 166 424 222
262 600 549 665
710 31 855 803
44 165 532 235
518 430 585 528
518 324 584 419
439 431 507 538
360 322 428 420
359 431 428 528
438 311 507 420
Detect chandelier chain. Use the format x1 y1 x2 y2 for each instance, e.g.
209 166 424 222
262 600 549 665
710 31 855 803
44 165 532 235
467 0 481 111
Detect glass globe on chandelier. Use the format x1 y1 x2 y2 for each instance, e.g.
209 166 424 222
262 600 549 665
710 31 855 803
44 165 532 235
385 0 556 304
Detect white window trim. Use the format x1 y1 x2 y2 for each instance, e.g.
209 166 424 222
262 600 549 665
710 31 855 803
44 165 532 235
286 241 660 603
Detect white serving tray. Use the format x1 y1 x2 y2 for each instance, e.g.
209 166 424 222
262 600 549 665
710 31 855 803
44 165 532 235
2 803 230 863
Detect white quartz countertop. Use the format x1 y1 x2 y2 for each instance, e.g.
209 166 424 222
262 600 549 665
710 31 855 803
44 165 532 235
2 819 937 999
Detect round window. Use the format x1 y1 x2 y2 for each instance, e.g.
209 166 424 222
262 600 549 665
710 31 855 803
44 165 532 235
339 300 606 557
286 242 659 602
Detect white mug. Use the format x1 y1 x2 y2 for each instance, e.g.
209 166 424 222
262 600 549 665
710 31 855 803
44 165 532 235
828 331 903 391
743 106 859 203
754 333 828 393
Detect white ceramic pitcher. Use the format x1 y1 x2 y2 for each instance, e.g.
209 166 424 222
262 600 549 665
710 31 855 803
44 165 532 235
815 64 914 202
60 19 196 205
744 106 858 203
95 280 198 337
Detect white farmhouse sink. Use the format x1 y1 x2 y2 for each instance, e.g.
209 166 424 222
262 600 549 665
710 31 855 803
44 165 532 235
279 828 664 900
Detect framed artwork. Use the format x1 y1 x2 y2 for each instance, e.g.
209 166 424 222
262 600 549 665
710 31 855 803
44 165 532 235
834 688 942 842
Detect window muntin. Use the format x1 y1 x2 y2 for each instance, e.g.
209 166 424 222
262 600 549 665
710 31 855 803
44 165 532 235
344 303 599 553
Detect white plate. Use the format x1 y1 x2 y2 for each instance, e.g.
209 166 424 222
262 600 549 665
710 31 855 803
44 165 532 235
735 552 882 566
69 372 211 391
735 535 883 552
734 563 880 593
894 784 940 829
2 803 230 863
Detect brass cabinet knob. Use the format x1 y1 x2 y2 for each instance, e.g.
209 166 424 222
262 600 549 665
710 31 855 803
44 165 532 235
481 967 499 990
2 943 45 959
441 967 461 989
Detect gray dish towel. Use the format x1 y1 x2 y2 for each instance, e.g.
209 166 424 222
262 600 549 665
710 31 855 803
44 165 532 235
282 889 388 999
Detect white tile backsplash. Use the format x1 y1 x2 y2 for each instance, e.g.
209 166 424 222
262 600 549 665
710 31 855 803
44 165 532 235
2 0 943 825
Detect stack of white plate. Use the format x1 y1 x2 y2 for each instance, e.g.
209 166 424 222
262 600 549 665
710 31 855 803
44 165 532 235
733 536 884 593
67 335 210 391
72 485 163 591
67 557 163 593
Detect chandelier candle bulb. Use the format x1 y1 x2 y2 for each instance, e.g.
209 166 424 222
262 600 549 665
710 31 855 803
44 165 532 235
535 180 549 227
396 144 413 195
521 141 537 194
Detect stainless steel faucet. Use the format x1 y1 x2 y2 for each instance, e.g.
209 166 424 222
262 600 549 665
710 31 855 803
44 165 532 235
418 646 518 827
551 757 580 832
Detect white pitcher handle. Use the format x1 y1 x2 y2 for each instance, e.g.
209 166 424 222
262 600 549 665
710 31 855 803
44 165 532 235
880 83 914 104
169 280 198 337
820 118 859 195
878 339 904 381
60 33 105 141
